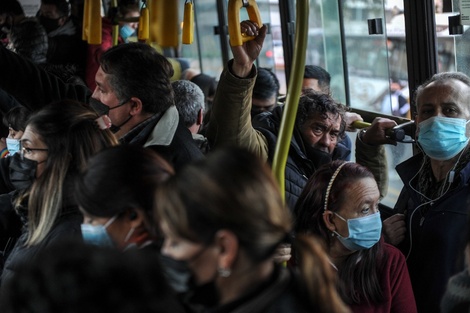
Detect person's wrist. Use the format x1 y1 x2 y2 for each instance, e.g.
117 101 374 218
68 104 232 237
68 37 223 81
358 129 367 142
232 61 253 78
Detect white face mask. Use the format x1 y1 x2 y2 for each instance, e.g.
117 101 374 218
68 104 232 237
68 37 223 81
6 138 21 156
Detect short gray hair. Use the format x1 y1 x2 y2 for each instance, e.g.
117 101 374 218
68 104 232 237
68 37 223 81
172 80 205 127
415 72 470 107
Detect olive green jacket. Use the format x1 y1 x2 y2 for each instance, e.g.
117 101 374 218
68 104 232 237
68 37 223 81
207 60 388 200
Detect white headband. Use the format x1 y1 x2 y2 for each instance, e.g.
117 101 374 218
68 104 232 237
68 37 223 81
323 161 351 211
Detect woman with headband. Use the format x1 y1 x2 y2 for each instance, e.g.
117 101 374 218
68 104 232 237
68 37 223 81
155 147 350 313
294 160 416 313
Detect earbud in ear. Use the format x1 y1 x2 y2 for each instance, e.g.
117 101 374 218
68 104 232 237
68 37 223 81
449 171 455 183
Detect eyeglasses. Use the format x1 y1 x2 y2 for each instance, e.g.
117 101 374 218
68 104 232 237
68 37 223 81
20 145 49 160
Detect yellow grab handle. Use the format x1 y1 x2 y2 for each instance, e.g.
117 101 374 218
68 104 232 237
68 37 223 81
182 0 194 44
272 0 309 203
228 0 262 46
82 0 102 44
351 121 371 129
155 0 179 47
82 0 89 41
138 5 150 40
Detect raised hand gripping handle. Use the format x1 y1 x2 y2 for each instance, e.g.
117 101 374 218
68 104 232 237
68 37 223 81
228 0 262 46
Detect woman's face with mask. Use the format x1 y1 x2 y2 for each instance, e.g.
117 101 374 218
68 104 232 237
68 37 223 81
20 125 48 178
160 222 220 286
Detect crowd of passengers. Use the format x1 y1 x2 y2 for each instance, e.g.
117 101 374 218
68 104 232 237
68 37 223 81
0 1 469 312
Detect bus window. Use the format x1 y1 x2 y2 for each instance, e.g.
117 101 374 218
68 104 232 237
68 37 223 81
306 0 411 207
178 0 224 78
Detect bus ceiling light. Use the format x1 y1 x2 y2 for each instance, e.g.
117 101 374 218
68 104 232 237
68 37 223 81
448 14 463 35
368 18 383 35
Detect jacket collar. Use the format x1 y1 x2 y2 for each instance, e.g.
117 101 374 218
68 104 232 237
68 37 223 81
397 152 470 188
144 105 179 147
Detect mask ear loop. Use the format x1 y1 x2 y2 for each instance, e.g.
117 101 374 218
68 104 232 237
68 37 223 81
409 145 467 201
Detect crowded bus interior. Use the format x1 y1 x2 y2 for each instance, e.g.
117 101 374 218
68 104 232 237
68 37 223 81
0 0 469 312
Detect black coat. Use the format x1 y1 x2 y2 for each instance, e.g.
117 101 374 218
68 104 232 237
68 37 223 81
0 46 204 170
0 205 82 285
392 153 470 313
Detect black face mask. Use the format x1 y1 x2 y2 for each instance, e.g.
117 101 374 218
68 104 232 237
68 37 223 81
0 15 12 40
162 244 220 306
89 98 132 133
159 254 193 293
304 145 332 170
39 15 61 33
0 24 11 39
9 153 38 191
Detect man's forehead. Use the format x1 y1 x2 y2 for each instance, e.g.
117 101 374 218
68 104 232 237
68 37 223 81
308 111 341 125
423 78 469 92
302 78 320 91
419 79 470 102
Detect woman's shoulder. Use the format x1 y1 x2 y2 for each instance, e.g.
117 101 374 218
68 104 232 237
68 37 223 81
380 242 408 272
382 242 406 259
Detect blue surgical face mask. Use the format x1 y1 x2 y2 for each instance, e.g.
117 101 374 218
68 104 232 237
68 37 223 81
120 24 135 42
6 138 20 156
81 215 118 247
333 211 382 251
417 116 470 161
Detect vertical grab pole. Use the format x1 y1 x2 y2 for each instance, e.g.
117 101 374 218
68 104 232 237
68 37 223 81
111 0 119 46
272 0 309 203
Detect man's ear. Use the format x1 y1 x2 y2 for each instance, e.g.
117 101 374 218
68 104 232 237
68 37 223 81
322 211 337 233
58 16 68 27
129 97 143 116
197 108 204 126
213 229 239 270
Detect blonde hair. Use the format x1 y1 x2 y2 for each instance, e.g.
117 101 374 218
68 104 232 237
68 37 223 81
18 100 118 246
